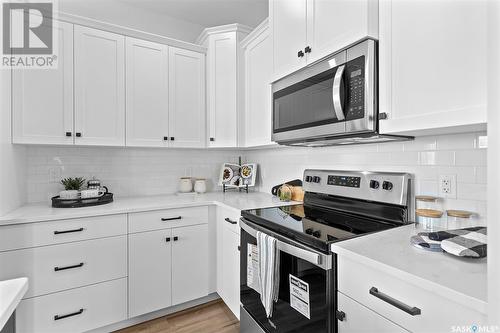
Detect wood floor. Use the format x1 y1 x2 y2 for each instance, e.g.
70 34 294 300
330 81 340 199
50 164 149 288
115 300 240 333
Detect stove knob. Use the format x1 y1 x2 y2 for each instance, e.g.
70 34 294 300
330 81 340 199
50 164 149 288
312 176 321 183
312 230 321 238
369 180 380 189
305 176 312 182
305 228 314 235
382 181 393 191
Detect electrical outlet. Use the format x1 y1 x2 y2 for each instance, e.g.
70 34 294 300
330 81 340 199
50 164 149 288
439 175 456 198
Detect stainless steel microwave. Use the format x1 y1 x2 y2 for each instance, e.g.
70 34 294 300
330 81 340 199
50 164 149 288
271 39 412 146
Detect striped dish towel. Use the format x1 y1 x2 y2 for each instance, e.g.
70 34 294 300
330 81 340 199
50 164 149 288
257 231 281 318
440 228 487 258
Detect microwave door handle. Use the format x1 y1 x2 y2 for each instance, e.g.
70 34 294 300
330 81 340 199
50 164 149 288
332 64 346 121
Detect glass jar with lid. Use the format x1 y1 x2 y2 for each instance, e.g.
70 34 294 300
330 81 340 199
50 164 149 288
446 210 475 229
415 208 445 231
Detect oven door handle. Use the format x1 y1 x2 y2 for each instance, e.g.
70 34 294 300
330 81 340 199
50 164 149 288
240 219 332 270
332 64 346 121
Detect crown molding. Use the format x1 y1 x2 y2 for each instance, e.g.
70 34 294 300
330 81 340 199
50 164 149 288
240 18 269 49
196 23 253 45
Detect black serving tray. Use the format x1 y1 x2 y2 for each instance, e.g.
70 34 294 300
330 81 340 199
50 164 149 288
51 193 114 208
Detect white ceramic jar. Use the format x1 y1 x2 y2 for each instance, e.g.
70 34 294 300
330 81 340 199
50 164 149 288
179 177 193 193
194 179 207 193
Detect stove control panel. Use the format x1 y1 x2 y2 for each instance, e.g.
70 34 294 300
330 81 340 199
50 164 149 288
327 175 361 188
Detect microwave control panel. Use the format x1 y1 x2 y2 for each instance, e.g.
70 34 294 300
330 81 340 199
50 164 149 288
345 56 365 121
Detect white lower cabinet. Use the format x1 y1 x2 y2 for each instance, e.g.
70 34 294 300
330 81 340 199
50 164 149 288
216 207 241 319
337 292 408 333
16 278 127 333
128 229 173 317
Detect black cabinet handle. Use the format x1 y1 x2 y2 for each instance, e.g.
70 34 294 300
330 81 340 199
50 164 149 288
297 50 304 58
54 308 84 321
237 246 241 251
210 137 215 142
369 287 421 316
161 216 182 221
170 137 175 141
65 132 72 137
379 112 388 120
54 227 84 235
75 132 82 137
225 217 237 225
305 46 312 53
163 136 168 141
336 310 346 321
54 262 84 272
165 237 171 242
173 236 179 241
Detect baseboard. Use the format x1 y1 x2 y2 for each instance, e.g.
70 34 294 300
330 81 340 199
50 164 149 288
88 293 221 333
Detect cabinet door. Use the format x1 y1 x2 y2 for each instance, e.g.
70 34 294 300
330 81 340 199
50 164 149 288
207 32 238 147
126 38 169 147
168 47 206 148
74 26 125 146
379 0 487 135
12 20 74 145
171 224 209 305
244 25 273 147
128 229 172 317
306 0 378 64
221 226 240 319
270 0 307 79
337 292 408 333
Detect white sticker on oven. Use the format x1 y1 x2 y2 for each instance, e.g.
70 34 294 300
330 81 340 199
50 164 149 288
289 274 310 319
247 244 260 293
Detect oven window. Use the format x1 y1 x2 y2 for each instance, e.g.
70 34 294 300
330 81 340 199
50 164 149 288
273 67 343 134
240 229 334 333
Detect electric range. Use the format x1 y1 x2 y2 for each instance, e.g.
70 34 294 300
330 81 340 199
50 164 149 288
240 170 414 333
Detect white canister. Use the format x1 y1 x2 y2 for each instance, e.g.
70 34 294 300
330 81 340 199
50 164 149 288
179 177 193 193
59 190 79 200
194 179 207 194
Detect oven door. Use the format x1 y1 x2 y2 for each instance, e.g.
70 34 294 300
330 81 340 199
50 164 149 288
240 219 336 333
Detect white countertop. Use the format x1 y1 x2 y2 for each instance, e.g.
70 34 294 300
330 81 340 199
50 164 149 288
0 278 28 330
0 192 297 226
331 224 487 313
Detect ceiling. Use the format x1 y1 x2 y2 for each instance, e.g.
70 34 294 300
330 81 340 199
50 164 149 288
117 0 269 28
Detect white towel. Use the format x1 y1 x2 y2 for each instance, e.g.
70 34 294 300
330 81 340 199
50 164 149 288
257 231 280 318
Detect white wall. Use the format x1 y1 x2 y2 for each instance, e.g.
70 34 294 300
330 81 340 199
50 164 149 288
26 146 240 202
0 71 27 215
243 132 488 224
58 0 205 43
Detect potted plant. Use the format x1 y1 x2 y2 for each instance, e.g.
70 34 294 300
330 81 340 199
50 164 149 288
59 177 86 200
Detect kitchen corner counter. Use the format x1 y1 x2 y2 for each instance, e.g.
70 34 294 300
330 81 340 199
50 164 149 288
0 192 297 226
331 224 487 314
0 278 28 330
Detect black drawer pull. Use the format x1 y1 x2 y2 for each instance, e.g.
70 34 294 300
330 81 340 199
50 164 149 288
336 310 346 321
369 287 421 316
173 236 179 241
65 132 72 137
75 132 82 137
54 227 84 235
225 217 237 225
166 237 171 242
161 216 182 221
54 308 84 321
54 262 84 272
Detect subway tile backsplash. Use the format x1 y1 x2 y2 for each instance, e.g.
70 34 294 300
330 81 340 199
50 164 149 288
26 132 487 223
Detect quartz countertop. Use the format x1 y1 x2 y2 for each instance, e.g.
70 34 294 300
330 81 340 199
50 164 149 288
0 192 297 226
0 278 28 330
330 224 487 313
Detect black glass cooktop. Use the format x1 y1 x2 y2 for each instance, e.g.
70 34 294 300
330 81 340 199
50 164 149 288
241 204 402 253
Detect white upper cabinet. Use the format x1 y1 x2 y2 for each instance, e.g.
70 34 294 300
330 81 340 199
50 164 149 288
12 20 74 145
241 20 274 147
306 0 378 64
126 38 169 147
168 47 206 148
379 0 487 135
270 0 378 80
74 26 125 146
270 0 307 79
199 25 250 148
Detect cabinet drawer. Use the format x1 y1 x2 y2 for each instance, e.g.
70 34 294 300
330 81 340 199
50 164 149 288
0 214 127 252
16 278 127 333
337 255 486 332
128 206 208 233
0 236 127 298
220 207 241 234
